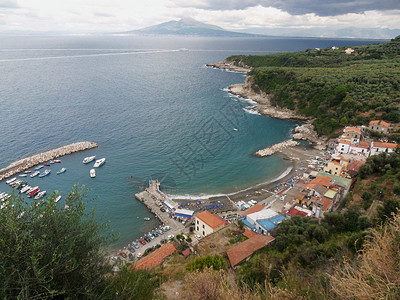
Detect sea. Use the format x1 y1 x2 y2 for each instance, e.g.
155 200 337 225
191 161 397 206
0 35 385 248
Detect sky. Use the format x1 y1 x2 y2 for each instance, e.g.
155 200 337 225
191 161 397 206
0 0 400 37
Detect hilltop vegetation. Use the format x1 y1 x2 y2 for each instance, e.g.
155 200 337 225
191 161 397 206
228 36 400 135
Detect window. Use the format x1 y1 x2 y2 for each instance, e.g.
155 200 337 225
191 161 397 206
197 226 199 231
196 220 199 225
202 224 205 229
203 231 205 236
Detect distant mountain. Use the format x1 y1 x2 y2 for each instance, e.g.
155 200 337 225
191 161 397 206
238 27 400 39
121 18 260 37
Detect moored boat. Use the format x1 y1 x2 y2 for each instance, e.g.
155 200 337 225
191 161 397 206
55 195 61 203
83 156 96 164
38 169 51 178
57 168 67 175
26 186 38 194
24 170 32 174
34 190 46 200
93 158 106 168
30 171 40 178
19 174 28 177
54 159 61 163
144 217 151 221
49 161 55 164
90 169 96 178
35 165 44 170
20 185 31 193
44 163 50 166
28 188 40 198
6 177 17 184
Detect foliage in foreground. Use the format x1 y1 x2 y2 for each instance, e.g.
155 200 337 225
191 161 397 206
330 211 400 299
0 186 114 299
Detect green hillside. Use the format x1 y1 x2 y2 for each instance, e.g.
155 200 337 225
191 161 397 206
228 36 400 135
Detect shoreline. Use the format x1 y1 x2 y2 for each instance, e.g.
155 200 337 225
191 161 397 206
165 144 320 205
0 141 98 181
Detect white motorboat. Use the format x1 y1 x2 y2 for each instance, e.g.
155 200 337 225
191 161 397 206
90 169 96 178
83 156 96 164
93 158 105 168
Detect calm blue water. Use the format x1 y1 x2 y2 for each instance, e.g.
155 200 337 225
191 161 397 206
0 35 385 248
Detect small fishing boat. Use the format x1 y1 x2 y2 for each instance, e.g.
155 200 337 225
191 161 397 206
30 171 40 178
93 158 106 168
38 169 51 178
35 165 44 170
24 170 32 174
26 186 38 194
90 169 96 178
54 160 61 163
6 177 17 184
44 163 50 166
28 188 40 198
20 185 31 193
83 156 96 164
19 174 28 177
55 195 61 203
57 168 67 175
34 190 46 200
144 217 151 221
49 161 55 164
233 128 238 131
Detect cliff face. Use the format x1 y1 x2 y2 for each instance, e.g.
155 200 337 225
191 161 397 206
229 76 309 121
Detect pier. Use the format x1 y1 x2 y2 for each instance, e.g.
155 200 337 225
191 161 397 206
0 141 98 181
135 180 184 229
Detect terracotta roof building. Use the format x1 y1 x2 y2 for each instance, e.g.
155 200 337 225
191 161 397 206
194 210 228 237
244 204 265 216
243 229 258 239
227 235 275 268
134 243 176 271
369 120 391 134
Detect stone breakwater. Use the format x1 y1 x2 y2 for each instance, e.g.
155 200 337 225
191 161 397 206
0 141 98 181
254 140 300 157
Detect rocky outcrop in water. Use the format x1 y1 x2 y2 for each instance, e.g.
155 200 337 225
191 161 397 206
0 141 98 181
254 140 300 157
292 123 326 150
206 62 252 73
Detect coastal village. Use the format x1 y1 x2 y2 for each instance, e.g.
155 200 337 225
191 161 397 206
112 118 398 277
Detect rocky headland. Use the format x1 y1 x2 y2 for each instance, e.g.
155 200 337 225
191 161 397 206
206 62 252 73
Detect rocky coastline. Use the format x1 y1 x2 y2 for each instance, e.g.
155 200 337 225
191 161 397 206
207 62 326 150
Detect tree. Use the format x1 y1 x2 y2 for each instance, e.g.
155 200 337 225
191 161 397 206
0 186 115 299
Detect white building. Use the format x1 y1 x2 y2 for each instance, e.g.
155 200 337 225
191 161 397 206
194 210 227 237
370 141 398 155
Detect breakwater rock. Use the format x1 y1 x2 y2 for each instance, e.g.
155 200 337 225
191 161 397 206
0 141 98 181
292 123 326 150
254 140 299 157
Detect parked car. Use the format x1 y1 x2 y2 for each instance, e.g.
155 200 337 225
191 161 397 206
119 251 127 258
137 253 142 258
160 207 166 212
160 239 167 244
195 234 201 239
139 238 146 245
128 253 134 261
167 234 174 240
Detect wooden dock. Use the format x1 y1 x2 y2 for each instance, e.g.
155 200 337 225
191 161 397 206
0 141 98 181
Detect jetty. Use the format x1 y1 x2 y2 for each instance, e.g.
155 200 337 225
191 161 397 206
0 141 98 181
254 140 299 157
135 180 185 230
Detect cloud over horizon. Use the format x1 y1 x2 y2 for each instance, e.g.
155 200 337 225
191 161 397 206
172 0 400 16
0 0 399 38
